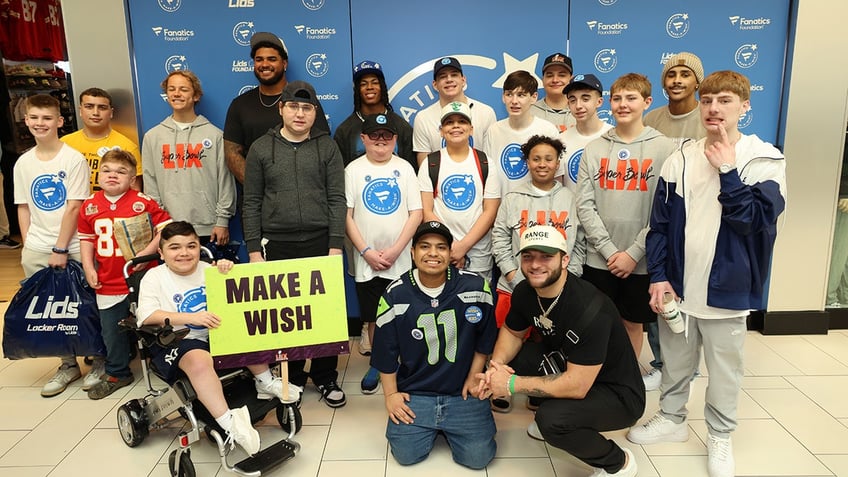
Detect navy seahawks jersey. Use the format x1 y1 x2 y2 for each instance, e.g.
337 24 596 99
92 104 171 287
371 267 497 396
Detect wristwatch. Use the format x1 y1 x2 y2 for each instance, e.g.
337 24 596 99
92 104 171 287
718 163 735 174
51 246 69 254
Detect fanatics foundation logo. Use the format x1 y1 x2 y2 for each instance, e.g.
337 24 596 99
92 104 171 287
294 24 337 40
151 26 195 42
306 53 330 77
500 144 528 180
598 0 618 5
586 20 628 35
238 85 255 95
30 173 67 212
729 15 771 30
441 174 477 211
594 48 618 73
232 21 256 47
157 0 181 13
734 44 759 68
302 0 324 10
164 55 189 73
738 108 753 129
363 176 402 215
666 13 690 39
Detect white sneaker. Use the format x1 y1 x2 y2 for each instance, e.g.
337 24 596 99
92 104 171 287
590 447 638 476
255 377 302 403
642 367 662 391
359 323 371 356
82 358 106 391
526 420 544 441
626 413 689 444
227 406 260 456
41 364 82 397
707 434 735 477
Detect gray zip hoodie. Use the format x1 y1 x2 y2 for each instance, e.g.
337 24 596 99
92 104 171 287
242 126 345 253
576 126 676 274
141 115 236 236
492 181 586 293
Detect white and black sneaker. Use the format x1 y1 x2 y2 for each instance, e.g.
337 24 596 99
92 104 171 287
317 381 346 408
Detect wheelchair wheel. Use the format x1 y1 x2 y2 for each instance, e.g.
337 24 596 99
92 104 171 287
117 399 149 447
168 449 195 477
276 403 302 434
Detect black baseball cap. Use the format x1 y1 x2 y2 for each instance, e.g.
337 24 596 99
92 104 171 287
280 80 319 106
563 74 603 96
413 221 453 246
433 57 463 79
542 53 573 74
361 114 397 135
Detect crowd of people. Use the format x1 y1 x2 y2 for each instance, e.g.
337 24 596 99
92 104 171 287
10 30 786 477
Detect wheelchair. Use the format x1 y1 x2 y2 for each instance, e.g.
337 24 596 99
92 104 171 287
116 253 302 477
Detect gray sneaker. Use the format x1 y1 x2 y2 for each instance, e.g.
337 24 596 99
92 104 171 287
41 364 82 397
82 358 105 391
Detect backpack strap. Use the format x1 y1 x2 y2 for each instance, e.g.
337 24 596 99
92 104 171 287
427 151 442 198
429 149 489 198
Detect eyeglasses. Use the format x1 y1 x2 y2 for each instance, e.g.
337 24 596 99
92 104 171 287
283 102 316 113
366 130 395 141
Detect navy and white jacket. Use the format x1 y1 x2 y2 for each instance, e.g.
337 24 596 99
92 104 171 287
646 134 786 311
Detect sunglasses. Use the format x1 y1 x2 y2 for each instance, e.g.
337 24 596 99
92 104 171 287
366 130 395 141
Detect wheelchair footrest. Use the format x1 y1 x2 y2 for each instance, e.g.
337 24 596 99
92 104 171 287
234 439 297 474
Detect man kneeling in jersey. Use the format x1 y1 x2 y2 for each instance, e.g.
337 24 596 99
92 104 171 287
478 225 645 477
371 221 498 469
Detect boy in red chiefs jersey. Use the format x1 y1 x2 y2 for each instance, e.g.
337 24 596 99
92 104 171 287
78 149 172 399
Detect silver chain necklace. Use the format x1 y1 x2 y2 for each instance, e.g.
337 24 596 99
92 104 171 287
535 284 564 331
259 92 283 108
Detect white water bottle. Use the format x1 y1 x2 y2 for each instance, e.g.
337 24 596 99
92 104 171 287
661 292 685 334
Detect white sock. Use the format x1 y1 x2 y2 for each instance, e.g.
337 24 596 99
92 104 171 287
253 370 273 384
215 409 233 432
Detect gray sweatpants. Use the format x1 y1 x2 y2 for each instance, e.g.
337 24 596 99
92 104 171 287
657 313 746 439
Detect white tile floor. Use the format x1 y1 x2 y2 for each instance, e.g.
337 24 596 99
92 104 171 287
2 301 848 477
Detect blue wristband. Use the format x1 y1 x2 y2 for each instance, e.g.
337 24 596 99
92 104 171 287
360 246 371 256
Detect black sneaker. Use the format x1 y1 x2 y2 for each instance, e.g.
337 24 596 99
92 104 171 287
0 236 21 249
316 381 346 408
87 374 133 400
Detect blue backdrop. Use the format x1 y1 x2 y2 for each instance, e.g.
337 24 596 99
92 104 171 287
124 0 792 315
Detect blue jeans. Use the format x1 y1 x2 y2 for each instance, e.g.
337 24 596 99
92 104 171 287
100 299 132 379
386 394 496 469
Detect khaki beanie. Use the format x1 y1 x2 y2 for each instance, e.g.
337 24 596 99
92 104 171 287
662 52 704 84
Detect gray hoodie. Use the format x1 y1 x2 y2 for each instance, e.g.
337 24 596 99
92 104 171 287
576 126 676 274
242 126 345 253
492 181 586 293
141 115 236 236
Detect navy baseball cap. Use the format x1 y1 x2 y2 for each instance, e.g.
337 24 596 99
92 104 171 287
353 60 385 83
433 57 463 79
563 74 603 95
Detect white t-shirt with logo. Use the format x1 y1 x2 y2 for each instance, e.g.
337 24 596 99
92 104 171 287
136 261 211 341
13 143 90 253
483 116 559 194
412 97 497 153
558 122 613 193
345 155 422 282
417 148 501 273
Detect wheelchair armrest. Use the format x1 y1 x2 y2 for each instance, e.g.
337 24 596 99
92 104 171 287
129 318 191 348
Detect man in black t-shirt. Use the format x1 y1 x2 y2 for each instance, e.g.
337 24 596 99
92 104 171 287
478 225 644 477
223 32 330 184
